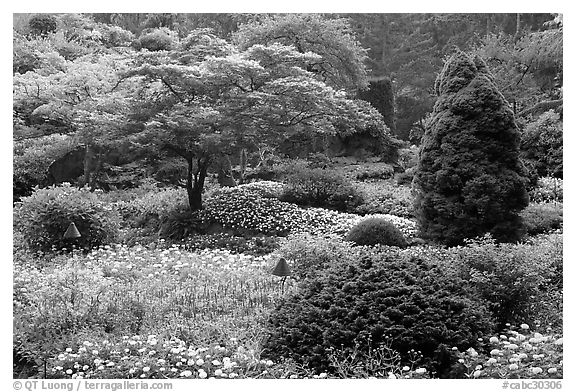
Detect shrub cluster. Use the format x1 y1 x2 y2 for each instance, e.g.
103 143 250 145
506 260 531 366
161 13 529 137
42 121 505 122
520 110 563 179
280 167 363 212
135 28 175 51
355 164 395 181
203 186 302 235
403 233 563 329
345 217 408 247
353 181 414 218
520 203 563 236
263 246 495 375
14 184 119 252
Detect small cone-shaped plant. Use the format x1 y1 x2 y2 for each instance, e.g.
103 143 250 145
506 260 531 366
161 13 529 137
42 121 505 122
413 50 529 245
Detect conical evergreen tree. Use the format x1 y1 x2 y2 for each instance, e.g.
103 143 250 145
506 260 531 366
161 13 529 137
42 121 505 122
414 51 529 245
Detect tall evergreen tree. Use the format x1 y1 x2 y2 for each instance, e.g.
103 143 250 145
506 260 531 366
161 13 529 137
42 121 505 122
413 51 529 245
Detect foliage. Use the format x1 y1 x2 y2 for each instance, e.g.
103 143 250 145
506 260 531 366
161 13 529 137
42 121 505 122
455 325 563 379
234 14 369 92
358 77 395 132
279 167 364 212
14 184 119 253
276 233 355 280
406 233 563 328
262 247 495 375
529 177 562 203
354 164 395 181
134 27 177 51
520 110 563 178
29 14 58 36
158 207 208 241
202 185 302 236
184 233 279 256
345 217 408 247
413 51 529 246
520 203 563 236
353 181 414 218
13 244 286 377
13 134 78 201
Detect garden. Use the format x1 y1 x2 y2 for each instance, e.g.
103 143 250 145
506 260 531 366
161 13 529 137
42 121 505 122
13 13 563 380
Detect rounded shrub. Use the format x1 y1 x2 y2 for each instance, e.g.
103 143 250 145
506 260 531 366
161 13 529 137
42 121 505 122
262 247 495 375
345 217 407 247
520 110 563 179
280 167 363 212
14 184 119 252
29 14 57 36
413 51 529 245
135 28 175 51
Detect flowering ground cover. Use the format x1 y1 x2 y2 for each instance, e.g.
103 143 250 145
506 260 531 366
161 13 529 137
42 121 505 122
12 180 562 379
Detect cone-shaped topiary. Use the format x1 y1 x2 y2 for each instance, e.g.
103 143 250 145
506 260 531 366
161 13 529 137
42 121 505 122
413 51 529 246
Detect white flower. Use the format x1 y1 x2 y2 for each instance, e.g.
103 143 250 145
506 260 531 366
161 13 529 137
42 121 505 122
520 323 530 330
466 348 478 357
489 337 499 343
180 370 192 377
198 369 208 379
319 373 327 378
142 366 150 372
490 349 501 356
554 338 563 345
402 366 410 371
531 367 543 375
211 360 221 366
487 358 497 365
215 369 223 377
196 358 204 366
415 368 427 374
66 369 73 375
388 373 397 379
509 364 519 371
473 370 482 378
548 368 558 374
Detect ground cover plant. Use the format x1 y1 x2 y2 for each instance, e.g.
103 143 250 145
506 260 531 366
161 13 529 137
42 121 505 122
13 12 562 381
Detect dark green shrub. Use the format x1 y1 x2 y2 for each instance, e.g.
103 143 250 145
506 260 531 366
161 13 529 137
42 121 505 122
14 184 119 252
158 207 208 241
520 110 563 178
280 167 364 212
357 77 396 133
29 14 57 36
396 167 415 186
520 202 563 235
414 51 529 246
345 217 407 247
262 247 495 375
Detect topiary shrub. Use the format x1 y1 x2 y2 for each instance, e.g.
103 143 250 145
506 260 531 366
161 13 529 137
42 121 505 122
345 217 407 247
280 167 364 212
158 207 208 241
262 247 495 375
14 184 119 252
413 51 529 246
520 202 563 236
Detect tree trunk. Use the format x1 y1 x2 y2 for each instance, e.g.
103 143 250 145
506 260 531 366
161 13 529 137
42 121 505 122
81 144 96 188
186 157 210 212
514 13 522 42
